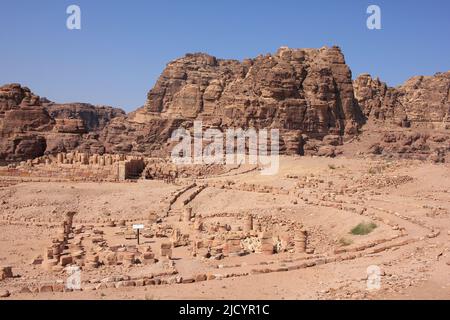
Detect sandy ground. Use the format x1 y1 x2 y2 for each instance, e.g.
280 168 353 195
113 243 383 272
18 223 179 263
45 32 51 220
0 156 449 300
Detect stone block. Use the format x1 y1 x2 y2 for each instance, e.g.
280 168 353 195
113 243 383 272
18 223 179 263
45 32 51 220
60 255 73 266
182 277 195 284
0 266 13 280
39 284 53 293
19 286 32 294
195 274 207 282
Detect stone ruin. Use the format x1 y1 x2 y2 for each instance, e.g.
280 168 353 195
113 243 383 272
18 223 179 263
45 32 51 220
0 266 13 281
159 209 312 261
41 211 77 271
0 151 240 184
142 158 231 183
35 206 312 278
38 211 161 273
0 151 145 182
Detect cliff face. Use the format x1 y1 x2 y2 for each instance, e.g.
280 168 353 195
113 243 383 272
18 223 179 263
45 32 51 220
0 47 449 162
354 71 450 128
140 46 364 155
45 103 125 132
0 84 125 161
147 47 362 127
353 72 450 162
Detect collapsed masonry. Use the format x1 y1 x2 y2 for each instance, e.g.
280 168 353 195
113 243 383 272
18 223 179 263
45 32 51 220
36 207 312 276
39 212 162 272
0 151 248 183
175 209 311 259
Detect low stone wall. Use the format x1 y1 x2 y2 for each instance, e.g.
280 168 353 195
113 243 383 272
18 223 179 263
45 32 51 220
0 152 145 181
0 163 119 181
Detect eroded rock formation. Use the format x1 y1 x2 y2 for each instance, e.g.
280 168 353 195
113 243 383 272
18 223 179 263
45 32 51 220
0 47 449 162
353 71 450 161
140 46 364 155
354 71 450 128
0 84 125 161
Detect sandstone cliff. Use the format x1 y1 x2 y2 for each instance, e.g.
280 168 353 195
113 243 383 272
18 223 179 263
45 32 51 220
110 46 365 156
1 47 449 162
354 71 450 128
0 84 125 161
353 71 450 161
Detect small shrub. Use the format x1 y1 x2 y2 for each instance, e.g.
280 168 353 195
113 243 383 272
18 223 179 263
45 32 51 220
328 164 336 170
368 167 379 175
350 222 377 235
338 237 353 246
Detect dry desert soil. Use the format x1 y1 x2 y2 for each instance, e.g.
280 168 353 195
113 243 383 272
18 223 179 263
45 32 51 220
0 156 449 300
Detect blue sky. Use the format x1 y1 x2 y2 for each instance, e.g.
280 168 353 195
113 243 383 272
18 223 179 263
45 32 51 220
0 0 449 112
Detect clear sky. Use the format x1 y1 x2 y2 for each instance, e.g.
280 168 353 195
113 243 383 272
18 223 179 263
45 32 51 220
1 0 449 112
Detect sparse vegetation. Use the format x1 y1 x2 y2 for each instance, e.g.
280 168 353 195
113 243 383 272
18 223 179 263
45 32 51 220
368 167 380 175
368 163 392 175
328 164 336 170
350 222 377 235
338 237 353 246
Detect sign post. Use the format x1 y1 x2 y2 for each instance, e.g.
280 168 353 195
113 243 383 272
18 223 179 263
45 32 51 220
132 224 144 245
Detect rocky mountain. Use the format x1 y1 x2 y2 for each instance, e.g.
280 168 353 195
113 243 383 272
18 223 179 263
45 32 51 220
352 71 450 162
0 84 125 161
107 46 365 157
0 47 448 162
354 71 450 128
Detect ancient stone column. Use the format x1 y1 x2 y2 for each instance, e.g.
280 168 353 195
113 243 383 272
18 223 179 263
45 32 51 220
85 253 100 269
160 242 172 259
259 232 274 255
295 230 307 253
194 215 203 232
244 215 253 232
80 153 88 165
121 252 135 267
51 242 62 262
43 246 53 260
57 228 66 242
105 155 113 166
65 212 76 234
171 229 182 246
183 207 192 222
148 211 157 225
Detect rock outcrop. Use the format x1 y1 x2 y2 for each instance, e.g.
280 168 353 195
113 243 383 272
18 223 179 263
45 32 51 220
367 132 450 163
45 103 125 132
0 84 125 161
1 47 449 162
140 46 364 155
354 71 450 161
354 71 450 128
